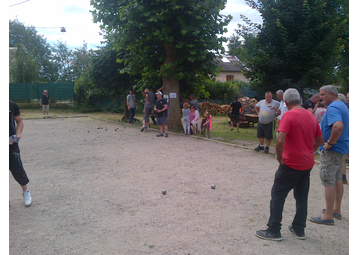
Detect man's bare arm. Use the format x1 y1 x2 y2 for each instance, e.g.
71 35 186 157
14 115 24 139
276 131 286 165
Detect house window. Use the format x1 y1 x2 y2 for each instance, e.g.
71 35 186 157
226 75 234 81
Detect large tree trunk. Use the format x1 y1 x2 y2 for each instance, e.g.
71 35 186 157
163 43 183 132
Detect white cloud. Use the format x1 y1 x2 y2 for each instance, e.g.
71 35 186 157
220 0 262 51
9 0 103 49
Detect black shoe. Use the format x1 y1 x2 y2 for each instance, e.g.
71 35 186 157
288 225 305 240
156 133 164 137
264 146 269 153
140 127 144 132
165 133 168 137
255 229 282 241
254 145 264 151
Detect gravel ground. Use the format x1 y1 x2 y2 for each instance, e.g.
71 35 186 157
9 117 349 254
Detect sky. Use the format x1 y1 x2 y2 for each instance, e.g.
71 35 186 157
8 0 263 51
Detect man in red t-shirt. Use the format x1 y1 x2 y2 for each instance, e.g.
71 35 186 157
256 89 324 241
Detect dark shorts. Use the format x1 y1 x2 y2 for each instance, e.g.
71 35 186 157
9 143 29 186
257 122 273 140
157 116 167 125
230 114 240 123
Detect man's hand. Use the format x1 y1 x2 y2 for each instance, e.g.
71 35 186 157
323 142 332 151
276 156 284 165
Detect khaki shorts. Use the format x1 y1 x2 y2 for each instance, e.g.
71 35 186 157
319 150 346 187
42 105 49 112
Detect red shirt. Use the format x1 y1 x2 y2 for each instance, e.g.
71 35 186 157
277 108 322 170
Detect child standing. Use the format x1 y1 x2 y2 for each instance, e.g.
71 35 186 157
182 102 191 135
201 109 212 138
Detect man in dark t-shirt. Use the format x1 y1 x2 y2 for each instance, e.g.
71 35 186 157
302 93 320 114
154 91 168 137
40 90 50 118
9 100 32 206
229 96 242 132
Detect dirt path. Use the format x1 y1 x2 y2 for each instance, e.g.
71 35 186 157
9 117 349 254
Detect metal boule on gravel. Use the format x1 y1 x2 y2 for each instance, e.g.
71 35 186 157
162 190 167 195
211 184 216 189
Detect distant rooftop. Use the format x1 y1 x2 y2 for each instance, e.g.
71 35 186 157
216 55 245 72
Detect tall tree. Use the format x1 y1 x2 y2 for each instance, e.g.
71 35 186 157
9 19 57 82
9 46 39 83
72 42 94 82
91 0 231 131
228 0 348 95
51 40 74 82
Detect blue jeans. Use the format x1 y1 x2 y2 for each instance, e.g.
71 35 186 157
129 108 136 124
267 164 311 234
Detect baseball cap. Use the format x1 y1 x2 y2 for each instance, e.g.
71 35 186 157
155 91 162 95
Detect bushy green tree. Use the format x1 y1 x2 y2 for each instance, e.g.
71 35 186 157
9 19 57 82
203 80 251 102
9 46 39 83
90 0 232 131
51 40 74 82
228 0 348 95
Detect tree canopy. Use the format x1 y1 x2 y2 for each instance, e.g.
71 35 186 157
228 0 349 95
91 0 232 131
9 19 56 82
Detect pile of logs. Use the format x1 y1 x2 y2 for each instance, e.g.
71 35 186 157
198 97 258 115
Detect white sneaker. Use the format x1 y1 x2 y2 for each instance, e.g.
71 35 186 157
23 190 32 206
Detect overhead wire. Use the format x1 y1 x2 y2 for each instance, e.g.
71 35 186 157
9 0 30 7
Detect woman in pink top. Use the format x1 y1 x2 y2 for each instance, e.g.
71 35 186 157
189 105 200 134
314 103 326 123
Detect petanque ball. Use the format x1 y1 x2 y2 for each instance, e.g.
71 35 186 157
162 190 167 195
211 184 216 189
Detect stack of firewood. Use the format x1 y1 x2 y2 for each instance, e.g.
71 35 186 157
238 97 257 114
198 97 258 115
198 101 226 115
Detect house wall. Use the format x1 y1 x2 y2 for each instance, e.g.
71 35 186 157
216 71 247 82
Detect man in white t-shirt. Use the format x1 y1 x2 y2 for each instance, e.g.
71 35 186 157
276 90 288 137
254 92 281 153
126 89 137 125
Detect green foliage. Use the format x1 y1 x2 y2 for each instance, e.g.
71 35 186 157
9 47 39 83
90 44 136 98
90 0 232 88
9 19 57 82
228 0 348 95
51 40 74 82
202 80 251 101
73 43 136 112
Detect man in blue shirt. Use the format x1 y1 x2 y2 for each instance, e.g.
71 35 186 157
310 85 349 225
